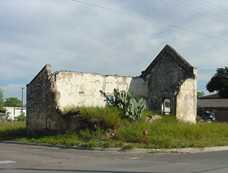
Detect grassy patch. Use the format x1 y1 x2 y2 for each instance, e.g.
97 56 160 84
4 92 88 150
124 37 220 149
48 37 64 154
78 107 123 129
2 114 228 149
20 130 124 149
117 116 228 148
0 121 26 140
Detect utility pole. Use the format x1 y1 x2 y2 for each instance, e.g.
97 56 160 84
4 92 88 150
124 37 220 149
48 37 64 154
21 87 24 114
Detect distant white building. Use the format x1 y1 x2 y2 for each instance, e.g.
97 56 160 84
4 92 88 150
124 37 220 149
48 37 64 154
3 107 26 120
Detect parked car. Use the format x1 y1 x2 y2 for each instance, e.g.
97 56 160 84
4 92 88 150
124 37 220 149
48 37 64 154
199 110 216 122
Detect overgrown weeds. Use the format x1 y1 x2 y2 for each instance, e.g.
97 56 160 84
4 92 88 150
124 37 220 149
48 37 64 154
2 112 228 149
62 106 124 130
0 121 26 140
78 107 123 130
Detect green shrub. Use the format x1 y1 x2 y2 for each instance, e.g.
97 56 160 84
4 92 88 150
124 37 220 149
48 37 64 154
100 89 146 121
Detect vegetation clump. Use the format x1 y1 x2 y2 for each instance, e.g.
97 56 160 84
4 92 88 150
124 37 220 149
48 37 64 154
100 89 146 121
4 97 22 107
0 121 26 140
3 117 228 149
2 88 228 149
0 89 4 113
62 106 124 131
207 66 228 97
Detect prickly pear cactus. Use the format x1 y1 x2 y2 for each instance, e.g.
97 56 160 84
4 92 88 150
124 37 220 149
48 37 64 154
100 89 146 121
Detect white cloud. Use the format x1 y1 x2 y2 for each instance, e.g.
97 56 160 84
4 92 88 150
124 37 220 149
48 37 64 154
0 0 228 97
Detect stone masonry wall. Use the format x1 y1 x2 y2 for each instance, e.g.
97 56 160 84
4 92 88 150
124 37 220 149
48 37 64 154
27 65 54 132
27 65 67 133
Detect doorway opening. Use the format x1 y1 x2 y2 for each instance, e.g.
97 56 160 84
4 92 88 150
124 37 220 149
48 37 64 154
161 98 171 115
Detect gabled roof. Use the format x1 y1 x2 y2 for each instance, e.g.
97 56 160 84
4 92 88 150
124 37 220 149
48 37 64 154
141 45 195 78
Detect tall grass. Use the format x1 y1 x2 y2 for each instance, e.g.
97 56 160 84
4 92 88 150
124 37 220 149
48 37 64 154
2 112 228 149
62 106 124 130
79 107 123 129
0 121 26 140
117 116 228 148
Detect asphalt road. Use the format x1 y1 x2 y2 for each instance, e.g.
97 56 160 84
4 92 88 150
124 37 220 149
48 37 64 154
0 143 228 173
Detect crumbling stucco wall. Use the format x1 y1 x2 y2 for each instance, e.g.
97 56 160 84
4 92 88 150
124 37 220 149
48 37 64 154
55 72 147 111
176 70 197 123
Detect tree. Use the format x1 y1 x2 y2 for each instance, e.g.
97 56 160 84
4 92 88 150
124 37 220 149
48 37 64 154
0 89 3 104
207 66 228 98
0 89 5 112
197 91 205 97
4 97 22 107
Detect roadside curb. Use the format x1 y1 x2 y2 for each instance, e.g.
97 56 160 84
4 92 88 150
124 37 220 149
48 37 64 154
2 141 228 154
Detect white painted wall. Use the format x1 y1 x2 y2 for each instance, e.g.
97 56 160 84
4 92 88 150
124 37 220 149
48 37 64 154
176 75 197 123
4 107 26 120
55 72 147 111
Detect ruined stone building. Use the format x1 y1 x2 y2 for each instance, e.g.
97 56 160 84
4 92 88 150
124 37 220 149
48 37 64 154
27 45 197 132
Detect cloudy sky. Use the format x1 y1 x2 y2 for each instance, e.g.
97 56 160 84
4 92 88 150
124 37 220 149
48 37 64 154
0 0 228 99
